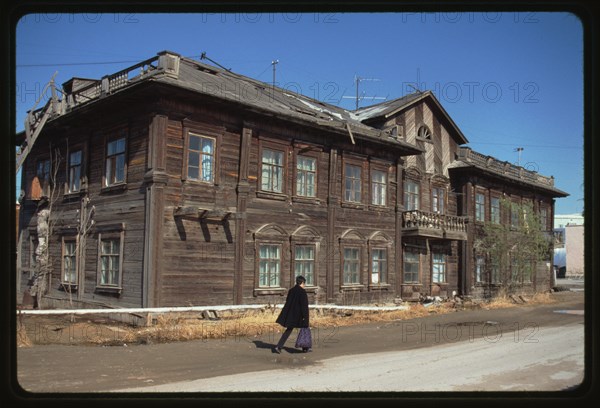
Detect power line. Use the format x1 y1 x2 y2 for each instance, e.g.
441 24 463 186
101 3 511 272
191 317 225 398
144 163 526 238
18 54 202 68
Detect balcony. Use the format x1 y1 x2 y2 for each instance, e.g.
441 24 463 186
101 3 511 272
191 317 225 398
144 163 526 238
402 210 468 241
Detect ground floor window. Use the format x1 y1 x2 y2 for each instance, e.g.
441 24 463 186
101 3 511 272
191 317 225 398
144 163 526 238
99 238 121 287
371 248 387 284
403 249 420 283
62 239 77 284
259 244 281 287
432 252 446 283
294 245 315 286
343 247 360 284
475 256 485 283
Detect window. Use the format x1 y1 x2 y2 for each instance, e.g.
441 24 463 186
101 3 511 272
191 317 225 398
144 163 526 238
295 245 315 286
62 240 77 284
68 150 82 193
475 256 485 283
105 137 126 187
417 125 432 140
432 187 445 214
403 249 420 283
404 180 420 211
371 170 387 206
187 134 215 182
36 158 51 197
491 261 500 284
540 207 549 231
344 164 362 203
522 261 533 283
343 247 360 284
371 248 387 284
261 149 284 193
510 255 520 283
432 252 446 283
258 244 281 287
99 238 121 287
475 193 486 222
491 197 501 224
511 202 520 227
296 156 316 197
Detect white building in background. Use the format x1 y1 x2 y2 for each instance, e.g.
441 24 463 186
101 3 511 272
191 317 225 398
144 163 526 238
554 214 584 279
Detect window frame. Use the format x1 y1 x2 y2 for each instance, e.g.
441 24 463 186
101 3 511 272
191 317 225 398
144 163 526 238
295 155 318 198
34 157 51 199
342 246 361 285
432 186 445 214
403 247 420 284
370 168 388 207
510 201 520 228
343 163 363 204
185 133 217 184
404 179 420 211
65 146 86 195
293 244 316 287
491 196 501 224
475 191 486 222
475 255 485 284
432 251 447 283
61 236 78 286
257 243 282 288
370 247 388 285
102 132 128 189
96 230 125 292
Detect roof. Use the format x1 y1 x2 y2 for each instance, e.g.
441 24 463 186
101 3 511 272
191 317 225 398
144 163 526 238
151 54 422 153
353 90 469 145
448 147 569 197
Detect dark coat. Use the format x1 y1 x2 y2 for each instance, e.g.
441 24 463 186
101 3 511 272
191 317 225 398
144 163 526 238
276 284 309 328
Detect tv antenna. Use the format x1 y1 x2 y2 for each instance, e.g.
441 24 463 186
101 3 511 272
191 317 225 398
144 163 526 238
200 52 231 71
514 147 524 166
271 59 279 90
342 75 387 110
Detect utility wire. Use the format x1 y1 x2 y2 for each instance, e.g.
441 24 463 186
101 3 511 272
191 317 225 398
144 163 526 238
18 55 202 68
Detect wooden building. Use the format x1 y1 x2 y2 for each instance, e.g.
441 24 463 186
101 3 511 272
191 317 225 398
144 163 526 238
16 51 568 308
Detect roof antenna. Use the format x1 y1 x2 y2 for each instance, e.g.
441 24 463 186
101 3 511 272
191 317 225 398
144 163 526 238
271 59 279 90
514 147 524 166
342 75 385 110
200 52 231 71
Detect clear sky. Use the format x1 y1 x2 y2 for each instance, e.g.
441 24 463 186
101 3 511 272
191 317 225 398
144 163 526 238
15 12 584 214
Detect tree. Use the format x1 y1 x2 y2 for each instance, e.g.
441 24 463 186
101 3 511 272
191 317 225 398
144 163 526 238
474 199 552 293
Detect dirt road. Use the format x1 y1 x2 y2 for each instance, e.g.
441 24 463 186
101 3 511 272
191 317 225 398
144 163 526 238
16 291 585 393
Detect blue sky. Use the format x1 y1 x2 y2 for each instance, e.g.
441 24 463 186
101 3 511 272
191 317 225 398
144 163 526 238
15 12 583 214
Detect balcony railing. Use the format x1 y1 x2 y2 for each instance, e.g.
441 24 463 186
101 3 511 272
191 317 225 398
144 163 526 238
402 210 468 233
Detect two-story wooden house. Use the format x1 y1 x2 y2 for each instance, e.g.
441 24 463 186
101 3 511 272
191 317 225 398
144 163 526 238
16 51 567 309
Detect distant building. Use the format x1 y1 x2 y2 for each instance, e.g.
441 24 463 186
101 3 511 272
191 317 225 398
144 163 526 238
553 216 584 279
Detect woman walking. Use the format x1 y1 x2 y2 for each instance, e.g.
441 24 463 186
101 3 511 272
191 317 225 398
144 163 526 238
274 276 311 353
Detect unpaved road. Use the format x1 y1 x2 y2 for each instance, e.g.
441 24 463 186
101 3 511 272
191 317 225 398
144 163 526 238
118 323 583 392
16 291 586 393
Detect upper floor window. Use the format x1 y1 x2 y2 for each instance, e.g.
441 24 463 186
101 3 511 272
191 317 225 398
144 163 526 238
491 197 501 224
371 170 387 206
187 134 215 183
511 202 520 227
35 158 51 198
344 164 362 203
68 150 82 193
296 156 316 197
404 180 420 211
475 256 485 283
261 149 284 193
432 187 445 214
105 137 126 187
475 193 486 222
540 207 549 231
417 125 432 140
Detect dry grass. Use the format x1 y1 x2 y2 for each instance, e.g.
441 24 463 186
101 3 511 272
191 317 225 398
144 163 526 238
481 291 555 310
17 292 559 346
